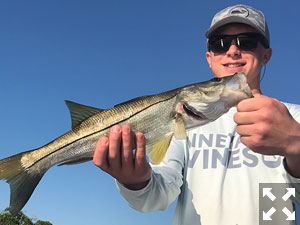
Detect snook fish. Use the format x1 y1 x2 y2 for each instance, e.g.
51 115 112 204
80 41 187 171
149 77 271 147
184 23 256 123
0 73 251 215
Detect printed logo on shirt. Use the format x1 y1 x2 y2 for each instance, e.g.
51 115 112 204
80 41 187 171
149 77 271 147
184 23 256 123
187 133 282 169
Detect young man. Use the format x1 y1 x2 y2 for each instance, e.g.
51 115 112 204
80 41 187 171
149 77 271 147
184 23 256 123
93 5 300 225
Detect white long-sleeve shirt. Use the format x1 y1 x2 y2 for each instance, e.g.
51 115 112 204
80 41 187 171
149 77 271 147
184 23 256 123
117 103 300 225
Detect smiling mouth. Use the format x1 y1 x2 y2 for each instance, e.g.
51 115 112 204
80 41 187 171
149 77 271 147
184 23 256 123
224 63 245 68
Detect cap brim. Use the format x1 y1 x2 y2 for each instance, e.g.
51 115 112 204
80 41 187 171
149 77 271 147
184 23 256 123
205 16 264 38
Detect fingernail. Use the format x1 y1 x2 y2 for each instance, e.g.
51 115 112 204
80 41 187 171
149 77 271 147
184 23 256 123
136 133 145 141
123 125 130 135
100 137 108 145
112 125 121 134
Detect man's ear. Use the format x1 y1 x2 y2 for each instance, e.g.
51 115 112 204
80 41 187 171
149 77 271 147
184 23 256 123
262 48 272 65
206 51 212 68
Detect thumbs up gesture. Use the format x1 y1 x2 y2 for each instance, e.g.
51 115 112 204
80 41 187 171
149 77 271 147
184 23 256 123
234 94 300 177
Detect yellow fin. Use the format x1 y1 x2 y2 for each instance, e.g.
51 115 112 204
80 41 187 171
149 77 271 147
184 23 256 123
0 150 48 216
173 114 187 140
147 134 173 165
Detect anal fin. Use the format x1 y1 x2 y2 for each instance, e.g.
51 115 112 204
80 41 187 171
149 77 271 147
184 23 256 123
58 157 93 166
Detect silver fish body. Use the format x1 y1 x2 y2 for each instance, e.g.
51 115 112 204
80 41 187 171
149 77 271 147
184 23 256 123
0 73 251 215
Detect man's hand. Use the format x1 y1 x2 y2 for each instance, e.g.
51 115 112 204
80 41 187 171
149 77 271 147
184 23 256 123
93 125 152 190
234 94 300 177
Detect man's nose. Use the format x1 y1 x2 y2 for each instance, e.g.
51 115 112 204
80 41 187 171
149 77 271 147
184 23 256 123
226 39 241 57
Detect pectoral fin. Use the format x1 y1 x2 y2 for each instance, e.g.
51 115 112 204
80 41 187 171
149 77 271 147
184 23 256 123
147 134 173 165
173 114 187 140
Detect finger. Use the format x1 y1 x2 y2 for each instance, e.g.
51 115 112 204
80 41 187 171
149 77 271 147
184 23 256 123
234 111 257 125
239 136 264 153
108 125 122 170
240 136 253 149
237 96 265 112
121 125 134 171
134 132 147 169
93 136 109 171
236 124 253 136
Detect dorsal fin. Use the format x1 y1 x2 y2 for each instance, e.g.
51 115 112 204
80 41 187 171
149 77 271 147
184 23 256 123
65 100 104 129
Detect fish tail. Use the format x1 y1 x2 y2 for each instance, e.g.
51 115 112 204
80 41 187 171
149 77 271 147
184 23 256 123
0 150 47 216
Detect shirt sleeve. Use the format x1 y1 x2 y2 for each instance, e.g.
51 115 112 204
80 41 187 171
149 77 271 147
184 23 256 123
116 137 185 212
283 158 300 205
283 103 300 205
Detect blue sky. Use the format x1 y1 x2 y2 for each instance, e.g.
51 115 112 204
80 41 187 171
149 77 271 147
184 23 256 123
0 1 300 224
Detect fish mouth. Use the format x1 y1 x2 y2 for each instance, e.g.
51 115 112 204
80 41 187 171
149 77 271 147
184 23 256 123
183 103 207 120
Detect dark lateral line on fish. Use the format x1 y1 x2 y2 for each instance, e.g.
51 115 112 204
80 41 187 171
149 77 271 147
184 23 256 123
25 95 177 169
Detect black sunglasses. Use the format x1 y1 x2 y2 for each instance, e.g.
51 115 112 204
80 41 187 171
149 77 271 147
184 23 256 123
208 32 269 54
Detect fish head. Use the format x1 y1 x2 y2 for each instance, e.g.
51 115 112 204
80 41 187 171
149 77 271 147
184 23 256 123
176 73 252 127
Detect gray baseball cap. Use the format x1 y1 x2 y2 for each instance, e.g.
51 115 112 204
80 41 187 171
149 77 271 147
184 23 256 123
206 4 270 47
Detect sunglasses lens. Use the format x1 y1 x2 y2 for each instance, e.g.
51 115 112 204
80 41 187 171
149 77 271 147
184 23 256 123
238 36 258 51
209 37 232 53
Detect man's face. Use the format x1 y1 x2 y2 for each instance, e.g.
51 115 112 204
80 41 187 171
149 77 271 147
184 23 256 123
206 24 272 92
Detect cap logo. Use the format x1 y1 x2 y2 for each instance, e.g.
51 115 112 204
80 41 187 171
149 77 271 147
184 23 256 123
229 6 249 17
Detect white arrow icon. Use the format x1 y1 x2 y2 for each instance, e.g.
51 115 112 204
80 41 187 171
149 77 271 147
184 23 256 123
263 207 276 220
263 188 276 201
282 188 295 201
282 207 295 220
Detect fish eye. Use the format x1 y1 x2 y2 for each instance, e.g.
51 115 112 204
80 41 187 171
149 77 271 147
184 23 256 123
212 77 222 82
